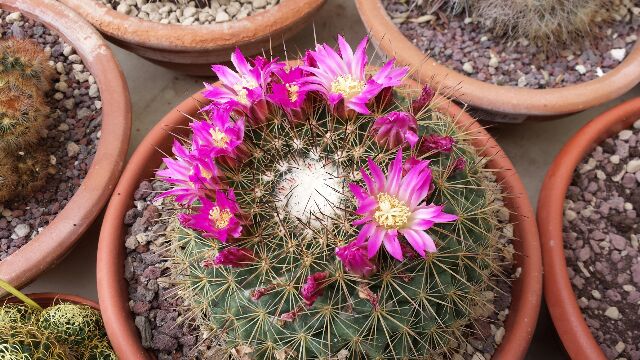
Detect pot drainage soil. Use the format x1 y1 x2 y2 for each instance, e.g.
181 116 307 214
123 173 517 359
0 10 102 259
98 0 280 25
563 120 640 359
383 0 638 89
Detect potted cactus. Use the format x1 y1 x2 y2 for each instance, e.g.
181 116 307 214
0 0 130 294
58 0 326 76
0 279 116 359
355 0 640 122
97 36 542 359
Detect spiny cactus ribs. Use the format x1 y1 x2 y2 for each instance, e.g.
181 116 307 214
0 38 54 203
156 36 510 359
0 301 116 360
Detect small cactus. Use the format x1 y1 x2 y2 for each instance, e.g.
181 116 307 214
0 38 55 92
0 75 49 152
0 324 69 360
0 304 39 327
78 339 118 360
156 37 511 359
37 303 107 350
0 149 51 203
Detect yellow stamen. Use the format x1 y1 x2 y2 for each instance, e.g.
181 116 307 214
374 193 411 229
199 165 213 179
286 83 300 102
330 74 365 101
209 206 232 229
210 128 230 148
233 76 259 105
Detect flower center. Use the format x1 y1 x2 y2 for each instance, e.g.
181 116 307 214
286 83 300 102
209 206 232 229
331 74 365 101
198 165 214 179
210 128 230 148
374 193 411 229
233 76 259 105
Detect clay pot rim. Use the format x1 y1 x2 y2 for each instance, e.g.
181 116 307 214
97 85 542 359
537 97 640 360
0 0 131 293
355 0 640 117
58 0 326 52
2 292 100 310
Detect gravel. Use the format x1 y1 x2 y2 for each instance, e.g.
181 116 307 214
0 11 102 259
98 0 280 25
383 0 639 89
123 170 517 359
563 121 640 360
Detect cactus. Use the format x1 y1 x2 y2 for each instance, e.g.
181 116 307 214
0 304 39 327
0 324 69 360
156 37 510 359
0 75 49 152
37 303 107 350
0 38 55 92
78 339 118 360
0 149 51 203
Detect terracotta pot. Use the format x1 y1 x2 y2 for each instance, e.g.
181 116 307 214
0 0 131 295
58 0 326 76
538 97 640 360
355 0 640 121
97 88 542 358
2 292 100 311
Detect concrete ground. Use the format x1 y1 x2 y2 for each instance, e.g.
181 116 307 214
24 0 640 358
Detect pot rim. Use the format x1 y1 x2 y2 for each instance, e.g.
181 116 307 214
0 0 131 293
2 292 100 310
97 87 541 359
355 0 640 117
58 0 326 52
538 97 640 360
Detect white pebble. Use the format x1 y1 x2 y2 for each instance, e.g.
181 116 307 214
68 54 82 63
63 98 75 110
462 62 474 74
89 84 99 98
591 290 602 299
6 12 22 24
14 224 31 238
618 129 633 140
253 0 267 8
610 155 621 164
595 67 604 77
494 327 505 345
116 3 131 14
66 142 80 157
627 159 640 173
615 342 626 353
63 45 74 57
215 10 230 22
575 64 587 75
604 306 621 320
610 48 626 62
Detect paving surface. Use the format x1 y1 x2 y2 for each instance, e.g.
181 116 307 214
23 1 640 358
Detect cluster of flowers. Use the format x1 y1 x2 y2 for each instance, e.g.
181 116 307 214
157 36 459 305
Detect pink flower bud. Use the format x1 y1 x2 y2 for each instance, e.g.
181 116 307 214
300 272 329 307
412 84 435 113
212 247 255 268
336 240 377 278
420 134 455 154
372 111 419 149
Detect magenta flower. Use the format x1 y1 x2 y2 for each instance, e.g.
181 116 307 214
302 35 408 115
156 140 219 205
412 84 435 113
191 107 245 158
349 150 458 260
335 239 377 277
372 111 419 149
300 272 328 307
203 49 284 122
452 157 467 173
178 189 242 242
268 66 309 112
201 247 255 268
420 134 455 154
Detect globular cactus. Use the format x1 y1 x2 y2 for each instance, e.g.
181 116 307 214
0 149 51 203
37 303 107 351
156 37 509 360
0 324 69 360
0 304 39 327
0 75 49 152
0 38 55 92
78 339 118 360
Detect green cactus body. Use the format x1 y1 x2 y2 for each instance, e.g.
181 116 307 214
168 88 507 359
0 324 68 360
78 339 118 360
0 76 49 152
0 148 51 203
0 304 40 327
37 304 107 351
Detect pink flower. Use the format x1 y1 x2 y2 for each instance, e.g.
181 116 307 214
300 272 328 307
349 150 458 261
178 189 242 242
412 84 435 113
201 247 255 268
420 134 455 154
372 111 419 149
335 240 377 277
203 49 284 123
191 107 245 158
302 35 408 115
268 66 309 113
156 140 219 205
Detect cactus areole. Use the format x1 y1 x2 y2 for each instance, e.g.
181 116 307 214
155 36 512 359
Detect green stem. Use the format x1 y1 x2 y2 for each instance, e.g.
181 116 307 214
0 279 43 311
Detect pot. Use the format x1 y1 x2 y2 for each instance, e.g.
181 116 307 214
2 292 100 311
0 0 131 295
538 97 640 360
97 85 542 358
355 0 640 121
59 0 326 76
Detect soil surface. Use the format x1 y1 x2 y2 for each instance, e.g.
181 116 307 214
383 0 639 89
563 121 640 359
0 10 102 259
